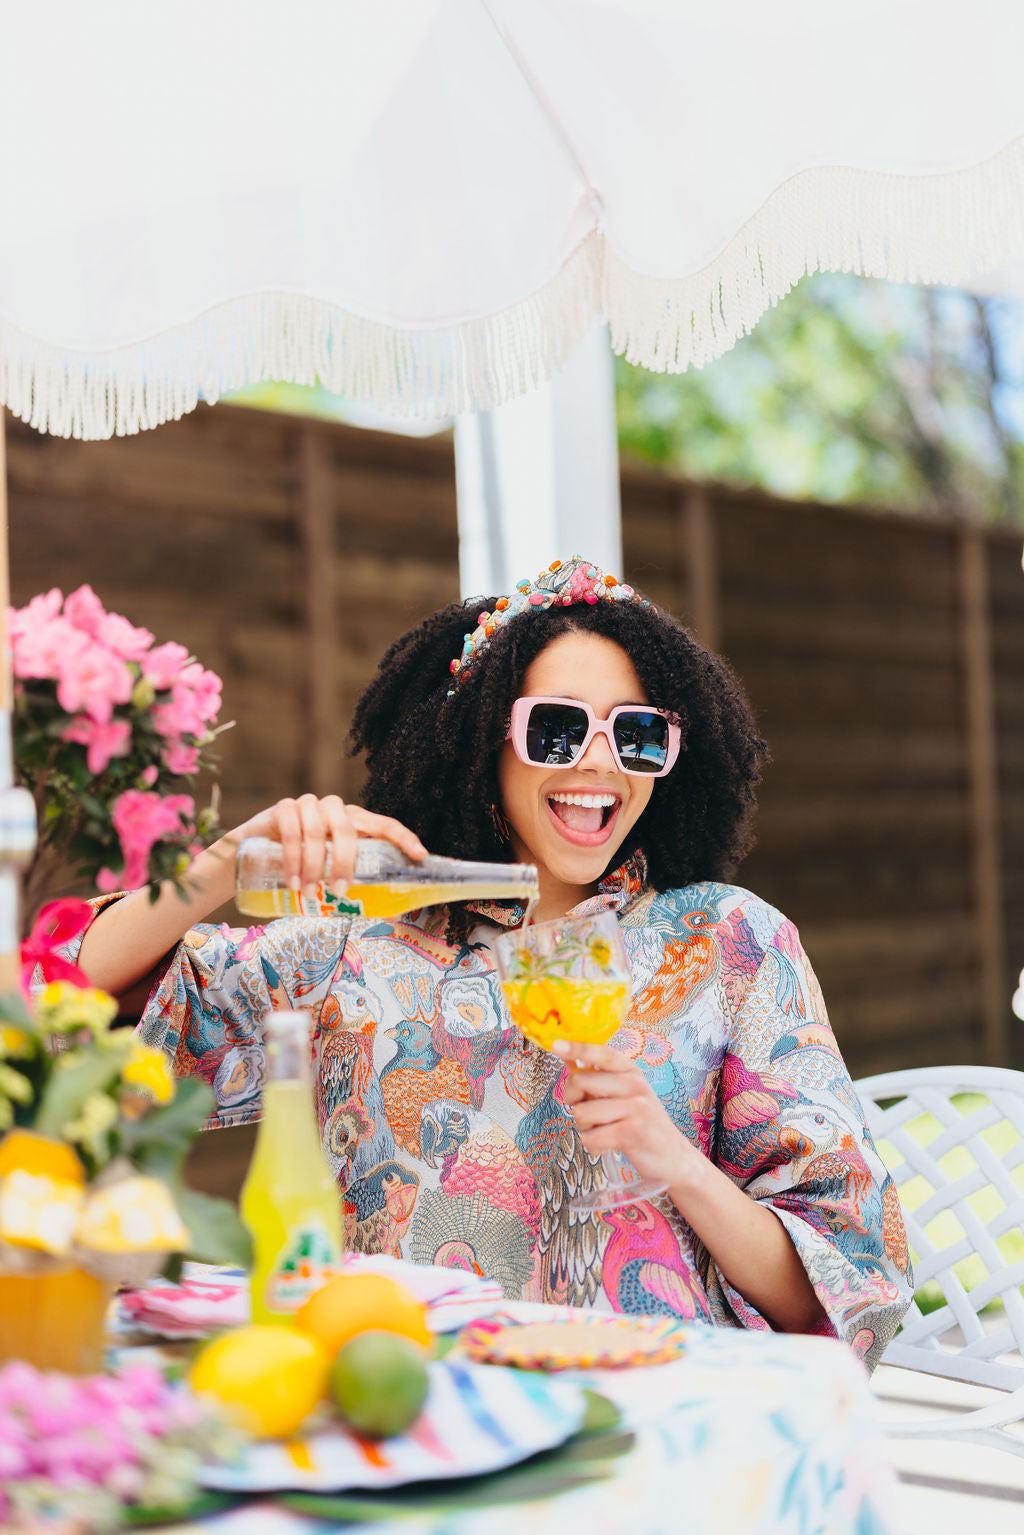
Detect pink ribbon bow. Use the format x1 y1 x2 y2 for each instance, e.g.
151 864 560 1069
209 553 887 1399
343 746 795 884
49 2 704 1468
20 898 95 997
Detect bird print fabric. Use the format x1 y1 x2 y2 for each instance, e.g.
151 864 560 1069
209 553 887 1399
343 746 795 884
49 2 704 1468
76 852 912 1371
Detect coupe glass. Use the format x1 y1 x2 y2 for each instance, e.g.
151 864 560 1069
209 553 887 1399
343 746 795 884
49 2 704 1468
493 910 668 1212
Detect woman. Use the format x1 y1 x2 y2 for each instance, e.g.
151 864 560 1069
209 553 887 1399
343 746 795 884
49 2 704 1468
78 556 911 1367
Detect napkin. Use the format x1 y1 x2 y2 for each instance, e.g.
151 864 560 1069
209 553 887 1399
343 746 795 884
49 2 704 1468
117 1254 504 1338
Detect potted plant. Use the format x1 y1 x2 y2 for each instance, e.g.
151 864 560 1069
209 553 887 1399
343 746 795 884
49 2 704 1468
0 963 250 1372
7 583 224 927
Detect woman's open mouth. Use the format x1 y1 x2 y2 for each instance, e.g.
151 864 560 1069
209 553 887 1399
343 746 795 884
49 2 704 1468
545 789 622 846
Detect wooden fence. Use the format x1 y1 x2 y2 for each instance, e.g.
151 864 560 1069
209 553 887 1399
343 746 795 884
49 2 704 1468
7 403 1024 1080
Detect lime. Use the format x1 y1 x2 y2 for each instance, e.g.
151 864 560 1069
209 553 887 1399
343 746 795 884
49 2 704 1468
330 1329 430 1439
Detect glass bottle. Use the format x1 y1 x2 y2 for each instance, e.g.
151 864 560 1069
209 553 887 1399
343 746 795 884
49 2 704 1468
235 836 539 923
240 1009 344 1324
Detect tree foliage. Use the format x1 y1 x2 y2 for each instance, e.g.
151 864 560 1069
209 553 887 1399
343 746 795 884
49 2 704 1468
615 274 1024 523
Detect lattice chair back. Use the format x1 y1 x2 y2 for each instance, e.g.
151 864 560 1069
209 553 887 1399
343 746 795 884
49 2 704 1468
854 1065 1024 1454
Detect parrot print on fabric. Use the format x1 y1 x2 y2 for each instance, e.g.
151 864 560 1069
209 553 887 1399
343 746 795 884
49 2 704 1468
75 853 912 1372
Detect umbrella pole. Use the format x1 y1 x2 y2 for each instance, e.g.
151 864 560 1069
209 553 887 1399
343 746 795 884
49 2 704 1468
0 409 38 998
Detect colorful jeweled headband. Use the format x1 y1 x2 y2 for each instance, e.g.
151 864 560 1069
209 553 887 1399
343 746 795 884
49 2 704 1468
447 555 650 693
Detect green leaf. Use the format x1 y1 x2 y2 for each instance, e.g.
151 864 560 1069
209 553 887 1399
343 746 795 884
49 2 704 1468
120 1076 214 1159
123 1492 239 1526
35 1049 125 1139
0 990 36 1032
173 1182 253 1269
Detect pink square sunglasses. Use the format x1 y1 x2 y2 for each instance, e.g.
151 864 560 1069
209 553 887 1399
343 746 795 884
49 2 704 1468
506 696 681 778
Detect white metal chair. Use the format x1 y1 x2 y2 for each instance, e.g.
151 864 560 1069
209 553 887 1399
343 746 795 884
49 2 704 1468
854 1065 1024 1456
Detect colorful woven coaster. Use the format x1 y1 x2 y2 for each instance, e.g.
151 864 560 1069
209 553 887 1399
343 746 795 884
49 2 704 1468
460 1313 688 1370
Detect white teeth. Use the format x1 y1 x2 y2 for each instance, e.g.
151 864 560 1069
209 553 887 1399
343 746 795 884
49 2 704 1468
549 792 618 809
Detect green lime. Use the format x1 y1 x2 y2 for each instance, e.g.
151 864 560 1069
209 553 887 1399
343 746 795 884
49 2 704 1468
330 1329 430 1439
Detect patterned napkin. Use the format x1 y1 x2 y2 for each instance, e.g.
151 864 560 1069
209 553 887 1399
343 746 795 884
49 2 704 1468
117 1254 504 1338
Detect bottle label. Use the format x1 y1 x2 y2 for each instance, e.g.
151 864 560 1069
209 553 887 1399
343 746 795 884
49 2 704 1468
264 1222 344 1311
300 887 362 919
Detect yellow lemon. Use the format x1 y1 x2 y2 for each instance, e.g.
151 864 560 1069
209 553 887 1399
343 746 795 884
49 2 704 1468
189 1324 329 1439
294 1272 431 1355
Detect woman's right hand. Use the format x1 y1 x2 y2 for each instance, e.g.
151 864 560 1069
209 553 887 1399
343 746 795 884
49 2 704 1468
225 795 427 898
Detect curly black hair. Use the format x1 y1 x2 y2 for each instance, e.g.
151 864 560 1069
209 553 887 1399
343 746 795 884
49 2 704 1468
348 584 767 900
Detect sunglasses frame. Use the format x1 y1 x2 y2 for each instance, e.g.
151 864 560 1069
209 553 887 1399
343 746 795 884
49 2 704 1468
506 696 681 778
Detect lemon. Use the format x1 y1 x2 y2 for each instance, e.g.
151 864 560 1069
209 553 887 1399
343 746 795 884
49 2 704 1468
330 1330 430 1439
294 1272 431 1355
188 1324 329 1439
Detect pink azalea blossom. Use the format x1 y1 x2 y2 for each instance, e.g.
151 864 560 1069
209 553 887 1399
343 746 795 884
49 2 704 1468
162 740 199 776
55 641 134 724
8 588 62 637
62 716 132 775
63 584 107 638
179 662 222 724
139 765 159 787
152 690 203 741
98 611 154 660
142 640 189 690
10 610 87 681
101 788 196 890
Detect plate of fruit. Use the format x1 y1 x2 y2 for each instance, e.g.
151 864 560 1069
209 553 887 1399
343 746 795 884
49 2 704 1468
190 1272 588 1492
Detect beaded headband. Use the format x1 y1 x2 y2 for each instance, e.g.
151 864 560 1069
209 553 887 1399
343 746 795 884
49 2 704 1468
447 554 649 694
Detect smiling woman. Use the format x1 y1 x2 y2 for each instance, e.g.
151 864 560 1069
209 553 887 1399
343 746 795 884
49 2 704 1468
73 555 913 1367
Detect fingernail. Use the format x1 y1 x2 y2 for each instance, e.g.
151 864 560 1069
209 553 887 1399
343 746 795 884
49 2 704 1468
551 1040 569 1057
303 883 318 902
288 876 301 893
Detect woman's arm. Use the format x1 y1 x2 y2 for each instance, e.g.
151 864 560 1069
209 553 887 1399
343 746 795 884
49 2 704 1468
78 794 426 1001
555 1040 824 1333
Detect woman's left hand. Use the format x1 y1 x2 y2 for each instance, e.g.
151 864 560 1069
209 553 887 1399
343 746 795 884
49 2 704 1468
553 1039 695 1188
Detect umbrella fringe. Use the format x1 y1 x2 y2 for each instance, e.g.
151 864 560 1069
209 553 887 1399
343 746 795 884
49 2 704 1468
2 134 1024 438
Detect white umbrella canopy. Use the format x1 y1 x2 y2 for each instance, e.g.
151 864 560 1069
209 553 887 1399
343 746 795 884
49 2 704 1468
2 0 1024 437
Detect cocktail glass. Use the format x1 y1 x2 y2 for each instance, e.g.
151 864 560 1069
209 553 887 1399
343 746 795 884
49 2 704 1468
493 911 668 1212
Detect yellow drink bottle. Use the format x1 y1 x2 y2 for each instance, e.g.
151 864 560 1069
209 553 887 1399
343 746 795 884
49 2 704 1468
235 836 539 923
240 1009 344 1324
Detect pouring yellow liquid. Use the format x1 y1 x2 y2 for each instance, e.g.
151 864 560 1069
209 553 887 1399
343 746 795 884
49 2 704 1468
237 879 539 922
235 837 539 923
501 976 630 1052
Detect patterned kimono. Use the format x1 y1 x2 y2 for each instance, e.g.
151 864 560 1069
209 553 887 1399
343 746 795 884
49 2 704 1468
81 852 912 1370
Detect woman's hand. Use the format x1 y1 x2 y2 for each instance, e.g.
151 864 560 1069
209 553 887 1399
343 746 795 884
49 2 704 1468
226 795 426 898
553 1039 694 1188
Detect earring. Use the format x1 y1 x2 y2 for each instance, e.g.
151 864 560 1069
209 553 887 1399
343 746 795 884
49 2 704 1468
490 803 513 845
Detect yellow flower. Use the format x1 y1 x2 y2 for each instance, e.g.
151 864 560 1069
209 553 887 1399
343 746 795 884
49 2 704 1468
588 936 613 969
0 1025 29 1056
63 1090 119 1149
122 1042 175 1105
35 982 118 1035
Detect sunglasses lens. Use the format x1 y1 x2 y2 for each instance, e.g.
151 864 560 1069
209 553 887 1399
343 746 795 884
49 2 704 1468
612 711 670 773
525 702 591 765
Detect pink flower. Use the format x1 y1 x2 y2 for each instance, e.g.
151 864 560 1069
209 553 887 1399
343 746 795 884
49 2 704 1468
102 788 195 890
10 610 87 681
179 662 222 724
8 588 62 639
55 642 133 724
98 611 154 660
139 765 158 787
162 740 199 776
152 692 203 741
142 641 189 691
62 716 132 775
63 584 107 638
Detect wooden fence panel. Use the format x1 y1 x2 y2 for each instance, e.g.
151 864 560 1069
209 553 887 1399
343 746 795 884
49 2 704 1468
6 403 1024 1077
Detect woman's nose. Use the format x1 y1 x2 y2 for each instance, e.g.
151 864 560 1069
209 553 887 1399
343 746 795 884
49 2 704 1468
576 726 617 773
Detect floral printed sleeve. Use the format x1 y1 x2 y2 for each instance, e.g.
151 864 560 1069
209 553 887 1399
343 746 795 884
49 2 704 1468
711 915 913 1372
132 916 348 1129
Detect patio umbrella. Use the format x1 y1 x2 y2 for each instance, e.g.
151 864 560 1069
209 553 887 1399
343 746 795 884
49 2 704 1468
2 0 1024 436
1 0 1024 968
